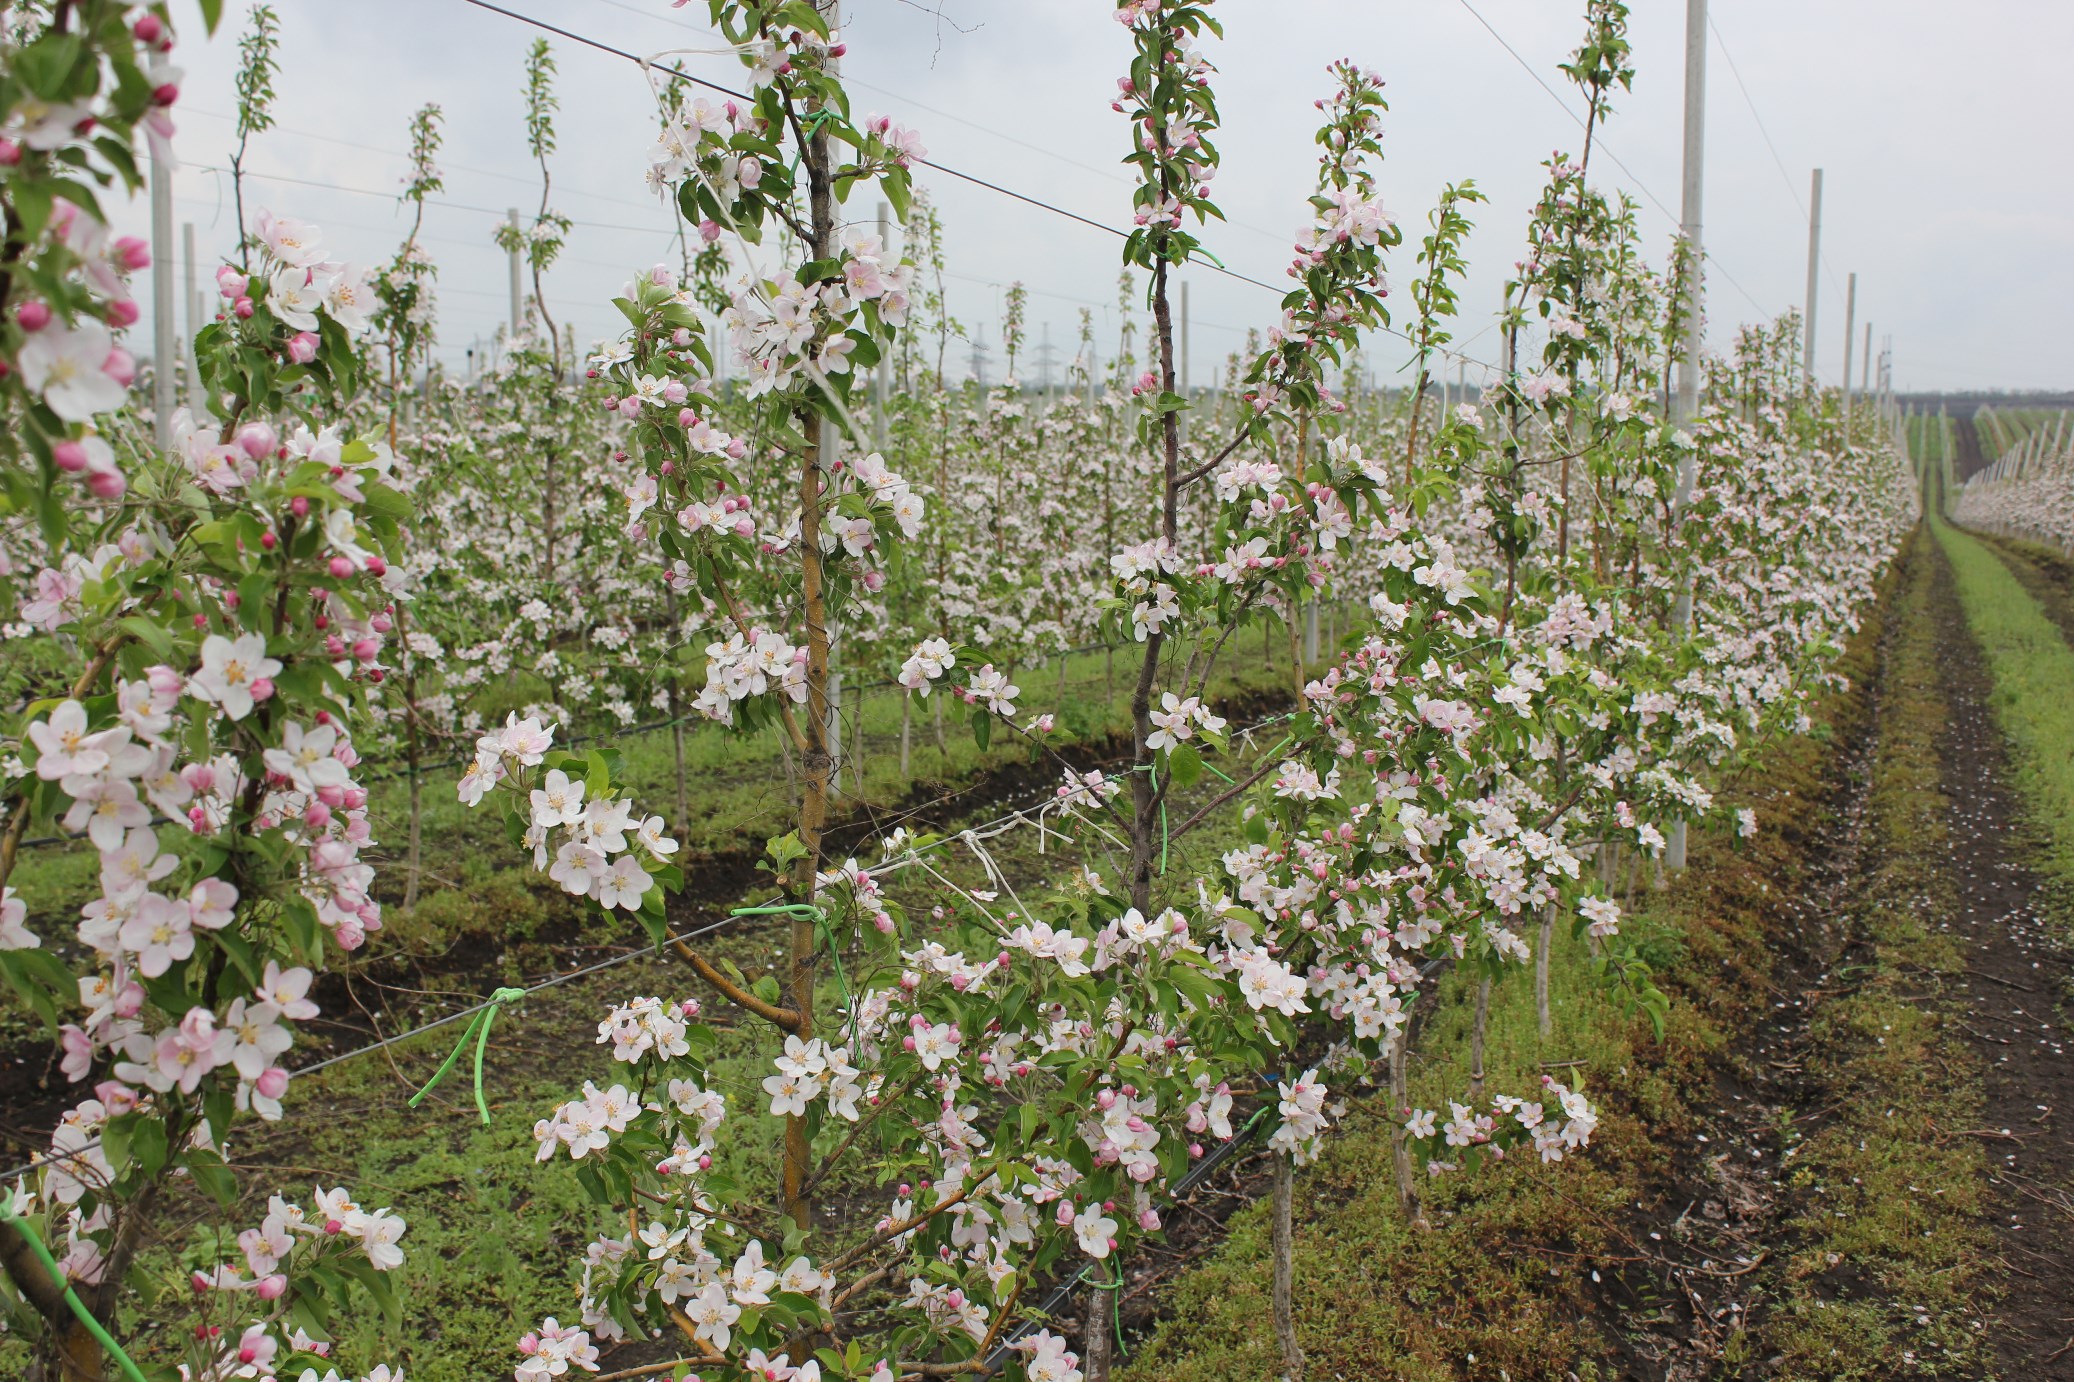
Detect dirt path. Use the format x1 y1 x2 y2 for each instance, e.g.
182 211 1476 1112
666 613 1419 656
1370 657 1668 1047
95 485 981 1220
1609 527 2074 1377
1928 545 2074 1373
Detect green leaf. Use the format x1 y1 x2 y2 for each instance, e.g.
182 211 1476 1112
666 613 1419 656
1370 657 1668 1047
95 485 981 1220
183 1149 239 1208
116 615 176 661
130 1117 169 1178
1167 742 1203 789
752 975 784 1006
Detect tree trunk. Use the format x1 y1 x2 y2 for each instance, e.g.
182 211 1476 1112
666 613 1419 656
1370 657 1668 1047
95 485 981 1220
1536 904 1556 1039
779 39 841 1236
1084 1280 1114 1380
1469 976 1491 1100
1389 1030 1424 1226
666 586 690 837
1272 1152 1305 1381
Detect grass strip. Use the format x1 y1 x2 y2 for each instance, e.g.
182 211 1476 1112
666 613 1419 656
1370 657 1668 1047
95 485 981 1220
1935 517 2074 917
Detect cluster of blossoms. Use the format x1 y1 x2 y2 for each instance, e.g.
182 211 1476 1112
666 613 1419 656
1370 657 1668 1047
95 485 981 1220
1406 1076 1599 1170
459 715 676 912
0 12 424 1360
230 211 381 349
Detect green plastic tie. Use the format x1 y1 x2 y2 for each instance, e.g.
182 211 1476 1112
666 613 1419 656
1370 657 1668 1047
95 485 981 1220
0 1197 151 1382
408 986 526 1125
731 903 857 1050
1087 1260 1130 1357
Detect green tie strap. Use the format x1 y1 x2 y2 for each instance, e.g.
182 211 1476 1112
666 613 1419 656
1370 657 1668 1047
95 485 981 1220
408 986 527 1125
730 902 858 1048
0 1196 151 1382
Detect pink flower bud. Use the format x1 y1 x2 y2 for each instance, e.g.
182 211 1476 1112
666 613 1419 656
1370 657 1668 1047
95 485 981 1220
1096 1089 1117 1110
94 1080 138 1113
672 327 692 347
254 1275 287 1301
343 787 367 810
287 331 319 364
52 439 88 472
153 82 180 106
863 569 886 593
260 530 277 550
902 1034 917 1051
328 555 355 579
616 396 642 420
86 468 126 500
352 637 378 662
304 801 332 829
0 138 20 166
114 236 151 271
1055 1202 1076 1226
105 298 141 327
101 348 136 386
256 1066 290 1099
134 14 165 42
518 1333 540 1356
249 676 275 704
699 219 721 243
216 266 249 298
1139 1209 1160 1232
289 495 310 518
236 421 277 459
233 296 255 319
17 300 51 331
324 1219 344 1235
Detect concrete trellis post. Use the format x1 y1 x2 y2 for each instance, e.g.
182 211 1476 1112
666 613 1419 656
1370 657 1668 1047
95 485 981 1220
1666 0 1707 870
1841 272 1857 432
149 149 175 448
1801 168 1823 394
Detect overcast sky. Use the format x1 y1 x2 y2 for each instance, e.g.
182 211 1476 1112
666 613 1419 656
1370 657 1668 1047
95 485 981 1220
117 0 2074 394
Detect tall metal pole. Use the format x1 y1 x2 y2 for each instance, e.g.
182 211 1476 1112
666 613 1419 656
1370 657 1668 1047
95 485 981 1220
149 149 176 448
506 208 524 335
1671 0 1707 457
1841 271 1857 434
1666 0 1707 872
1801 168 1823 394
1862 321 1872 395
180 222 200 407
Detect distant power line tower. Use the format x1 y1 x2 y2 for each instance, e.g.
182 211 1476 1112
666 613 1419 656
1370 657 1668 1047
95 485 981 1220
968 326 991 389
1031 322 1060 396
